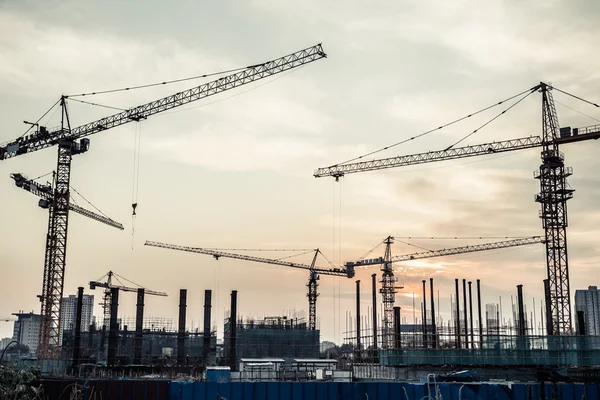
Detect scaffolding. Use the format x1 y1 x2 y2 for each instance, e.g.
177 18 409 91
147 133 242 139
223 314 320 363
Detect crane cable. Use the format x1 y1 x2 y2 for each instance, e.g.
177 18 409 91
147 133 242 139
394 239 433 252
392 235 534 239
65 66 251 97
15 98 61 139
69 184 110 218
274 250 316 262
358 241 384 262
68 97 127 111
203 248 314 252
131 121 142 249
551 86 600 108
330 87 538 167
113 272 144 289
554 99 600 124
444 88 536 151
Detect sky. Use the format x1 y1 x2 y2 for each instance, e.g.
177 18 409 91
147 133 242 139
1 0 600 344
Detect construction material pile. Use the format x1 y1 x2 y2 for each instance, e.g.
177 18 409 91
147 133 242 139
0 366 43 400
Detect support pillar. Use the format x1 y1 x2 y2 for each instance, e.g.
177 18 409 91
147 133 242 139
372 274 377 350
517 285 526 336
72 286 84 368
230 290 237 369
134 288 144 364
203 290 212 364
544 279 553 336
356 280 361 352
477 279 483 348
393 306 401 349
430 278 436 349
463 279 469 349
422 280 427 349
468 281 474 346
455 279 461 348
107 287 119 367
177 289 187 366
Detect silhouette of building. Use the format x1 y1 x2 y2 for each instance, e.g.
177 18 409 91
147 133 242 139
575 286 600 335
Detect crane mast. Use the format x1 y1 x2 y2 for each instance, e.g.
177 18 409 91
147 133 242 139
40 100 84 359
536 84 573 335
380 236 397 349
11 170 123 357
307 251 320 331
314 83 600 335
0 44 326 359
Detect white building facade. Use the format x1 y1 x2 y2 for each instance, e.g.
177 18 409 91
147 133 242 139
60 294 94 332
59 293 94 344
12 312 41 356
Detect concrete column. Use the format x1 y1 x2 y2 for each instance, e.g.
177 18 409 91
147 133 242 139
177 289 187 365
134 288 144 364
203 289 212 364
72 286 84 367
107 288 119 366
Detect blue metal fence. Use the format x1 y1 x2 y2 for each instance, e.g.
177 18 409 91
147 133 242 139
168 382 600 400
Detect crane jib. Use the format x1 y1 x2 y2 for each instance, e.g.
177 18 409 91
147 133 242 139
11 172 124 230
144 240 352 278
313 124 600 178
0 44 326 161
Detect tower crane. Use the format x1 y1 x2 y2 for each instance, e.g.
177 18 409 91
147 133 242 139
89 271 167 329
145 244 350 331
314 83 600 336
145 236 543 338
10 173 124 230
0 44 326 358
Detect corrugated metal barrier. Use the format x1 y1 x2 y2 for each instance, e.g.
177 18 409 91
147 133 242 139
168 382 600 400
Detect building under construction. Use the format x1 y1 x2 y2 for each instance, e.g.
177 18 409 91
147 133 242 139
223 315 319 364
338 276 600 383
60 319 217 367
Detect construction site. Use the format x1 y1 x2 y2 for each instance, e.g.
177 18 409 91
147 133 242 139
2 3 600 398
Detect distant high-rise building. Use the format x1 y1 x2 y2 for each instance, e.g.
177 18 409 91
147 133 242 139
320 340 336 353
59 293 95 344
575 286 600 335
12 312 41 356
0 337 13 350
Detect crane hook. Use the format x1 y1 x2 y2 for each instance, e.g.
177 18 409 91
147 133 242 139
132 203 137 216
